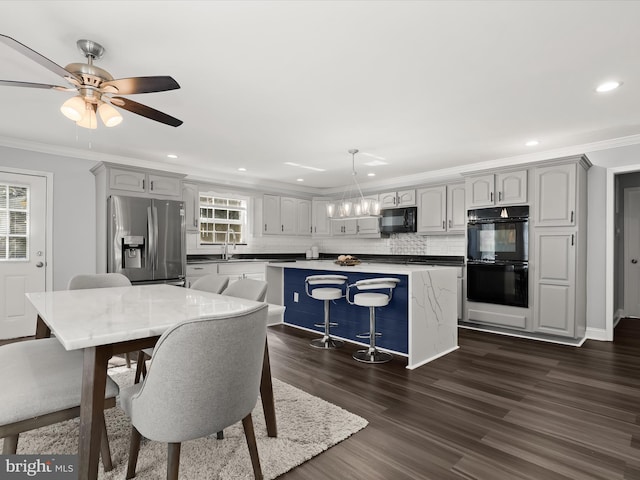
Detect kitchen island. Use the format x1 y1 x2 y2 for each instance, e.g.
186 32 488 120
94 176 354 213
266 260 458 369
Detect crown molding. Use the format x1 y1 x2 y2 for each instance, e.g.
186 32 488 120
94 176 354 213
2 132 640 197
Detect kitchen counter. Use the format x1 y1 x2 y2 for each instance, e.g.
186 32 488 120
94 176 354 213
266 260 458 369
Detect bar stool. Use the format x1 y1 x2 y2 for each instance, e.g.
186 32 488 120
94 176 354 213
347 277 400 363
305 274 348 349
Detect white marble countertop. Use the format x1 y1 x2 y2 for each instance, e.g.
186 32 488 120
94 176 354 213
268 259 458 275
26 284 284 350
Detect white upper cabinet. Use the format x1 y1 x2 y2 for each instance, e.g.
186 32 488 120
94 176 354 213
533 163 576 227
262 194 281 234
417 182 465 234
380 189 416 208
280 196 297 235
108 168 182 198
447 182 467 232
467 170 527 208
182 182 199 232
417 185 447 233
262 194 311 236
296 199 312 235
311 200 331 236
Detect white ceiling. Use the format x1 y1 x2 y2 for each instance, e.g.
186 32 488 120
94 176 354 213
1 1 639 193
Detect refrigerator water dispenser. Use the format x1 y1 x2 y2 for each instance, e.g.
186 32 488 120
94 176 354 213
122 235 145 269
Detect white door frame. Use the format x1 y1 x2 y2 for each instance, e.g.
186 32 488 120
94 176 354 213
606 163 640 341
0 166 53 292
623 186 640 317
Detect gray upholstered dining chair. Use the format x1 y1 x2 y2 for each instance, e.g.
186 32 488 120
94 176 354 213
121 303 269 480
68 272 135 368
134 274 231 382
0 338 119 469
67 272 132 290
221 278 268 302
190 273 230 293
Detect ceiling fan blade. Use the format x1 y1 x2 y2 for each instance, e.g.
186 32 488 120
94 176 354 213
110 96 183 127
0 79 75 91
0 34 81 83
101 76 180 95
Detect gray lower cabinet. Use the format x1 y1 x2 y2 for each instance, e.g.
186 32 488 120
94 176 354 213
533 230 576 336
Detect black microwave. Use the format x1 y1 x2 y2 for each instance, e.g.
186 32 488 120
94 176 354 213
380 206 417 234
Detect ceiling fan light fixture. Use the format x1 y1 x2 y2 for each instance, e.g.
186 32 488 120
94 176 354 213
76 103 98 129
98 101 123 127
60 95 86 121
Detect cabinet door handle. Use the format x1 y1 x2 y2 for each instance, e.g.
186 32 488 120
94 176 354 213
571 210 574 223
264 223 267 232
498 191 502 201
281 225 284 232
571 234 574 246
443 220 446 229
150 180 154 191
448 219 452 228
142 179 145 190
490 192 494 202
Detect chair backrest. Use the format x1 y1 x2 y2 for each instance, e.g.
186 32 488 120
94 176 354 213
222 278 268 302
190 274 229 294
347 277 400 304
305 274 348 297
128 303 268 443
67 273 131 290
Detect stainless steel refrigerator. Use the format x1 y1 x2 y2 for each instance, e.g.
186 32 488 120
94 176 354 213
107 195 185 285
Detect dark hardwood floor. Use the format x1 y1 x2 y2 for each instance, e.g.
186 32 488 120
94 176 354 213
267 319 640 480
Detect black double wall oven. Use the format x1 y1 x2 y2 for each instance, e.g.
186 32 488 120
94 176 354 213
466 206 529 308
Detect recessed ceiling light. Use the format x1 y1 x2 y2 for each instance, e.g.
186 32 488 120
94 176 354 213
238 167 247 172
596 81 622 93
167 154 178 159
367 172 376 177
296 178 304 182
525 140 539 147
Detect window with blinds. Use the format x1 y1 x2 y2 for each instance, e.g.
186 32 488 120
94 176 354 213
0 184 29 260
199 194 247 244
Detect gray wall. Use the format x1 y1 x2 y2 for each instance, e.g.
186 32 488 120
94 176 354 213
586 143 640 332
0 146 98 290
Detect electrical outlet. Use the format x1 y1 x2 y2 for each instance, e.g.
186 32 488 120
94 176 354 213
293 292 299 302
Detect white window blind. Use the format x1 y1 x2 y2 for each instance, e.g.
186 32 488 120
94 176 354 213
0 184 29 260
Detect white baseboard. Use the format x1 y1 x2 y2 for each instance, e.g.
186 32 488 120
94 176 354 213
585 327 611 341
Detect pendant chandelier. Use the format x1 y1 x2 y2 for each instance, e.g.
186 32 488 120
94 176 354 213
326 149 380 219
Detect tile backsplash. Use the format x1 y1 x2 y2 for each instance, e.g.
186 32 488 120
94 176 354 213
189 232 465 257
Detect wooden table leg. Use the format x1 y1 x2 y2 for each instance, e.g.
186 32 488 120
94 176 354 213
260 339 277 437
78 346 112 480
35 315 51 339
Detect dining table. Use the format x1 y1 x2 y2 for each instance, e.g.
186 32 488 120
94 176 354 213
26 283 284 480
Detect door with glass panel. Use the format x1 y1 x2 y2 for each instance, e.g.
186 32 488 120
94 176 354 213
0 172 47 339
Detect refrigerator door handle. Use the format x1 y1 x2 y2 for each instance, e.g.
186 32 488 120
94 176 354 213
152 205 159 270
147 205 155 272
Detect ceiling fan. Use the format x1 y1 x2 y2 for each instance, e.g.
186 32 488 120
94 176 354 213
0 34 182 128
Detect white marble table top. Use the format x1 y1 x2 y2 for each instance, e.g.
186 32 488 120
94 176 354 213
26 284 283 351
268 260 460 275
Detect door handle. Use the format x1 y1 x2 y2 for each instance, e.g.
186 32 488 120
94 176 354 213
632 259 638 264
35 261 44 268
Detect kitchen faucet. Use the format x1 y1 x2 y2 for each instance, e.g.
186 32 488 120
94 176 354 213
222 229 237 260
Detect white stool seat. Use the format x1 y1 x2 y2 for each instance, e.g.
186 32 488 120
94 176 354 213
305 274 347 349
347 277 400 364
311 287 343 301
353 292 391 308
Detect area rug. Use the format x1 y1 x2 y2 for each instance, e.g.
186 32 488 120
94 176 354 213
16 366 368 479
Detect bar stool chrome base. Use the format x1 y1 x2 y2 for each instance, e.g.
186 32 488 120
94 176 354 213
353 348 393 364
310 336 345 349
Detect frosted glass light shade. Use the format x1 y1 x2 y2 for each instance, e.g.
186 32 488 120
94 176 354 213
98 102 123 127
326 203 336 218
76 104 98 129
60 96 86 121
